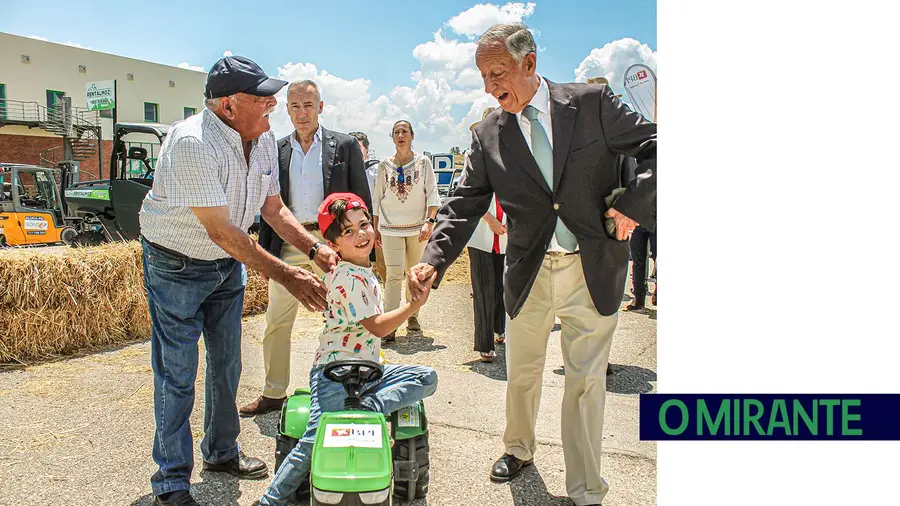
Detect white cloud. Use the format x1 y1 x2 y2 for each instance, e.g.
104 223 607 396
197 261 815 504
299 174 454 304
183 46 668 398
26 35 93 50
264 5 649 158
412 30 476 74
268 17 499 158
573 38 657 96
447 2 536 38
63 40 92 50
223 50 233 57
177 62 206 72
455 68 484 88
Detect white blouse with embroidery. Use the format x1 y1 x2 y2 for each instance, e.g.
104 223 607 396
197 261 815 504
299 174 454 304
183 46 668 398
372 153 441 237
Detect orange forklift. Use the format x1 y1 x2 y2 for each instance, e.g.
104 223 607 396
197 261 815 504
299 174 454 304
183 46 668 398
0 163 76 247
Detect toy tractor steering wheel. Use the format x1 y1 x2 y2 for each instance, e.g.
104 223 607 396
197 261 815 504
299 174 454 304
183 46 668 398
323 359 383 410
323 358 383 384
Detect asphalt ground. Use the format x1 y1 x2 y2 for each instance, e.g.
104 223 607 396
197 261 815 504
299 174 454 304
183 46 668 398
0 265 656 506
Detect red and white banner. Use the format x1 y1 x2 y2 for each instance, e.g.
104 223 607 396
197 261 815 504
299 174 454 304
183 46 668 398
623 64 657 122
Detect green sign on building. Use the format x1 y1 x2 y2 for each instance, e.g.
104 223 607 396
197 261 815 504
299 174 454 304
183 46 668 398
85 80 115 111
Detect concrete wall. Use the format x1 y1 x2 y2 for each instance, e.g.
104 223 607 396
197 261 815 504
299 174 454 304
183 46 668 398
0 32 207 141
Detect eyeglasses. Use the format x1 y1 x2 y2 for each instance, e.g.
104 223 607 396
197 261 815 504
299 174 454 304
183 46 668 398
396 165 406 184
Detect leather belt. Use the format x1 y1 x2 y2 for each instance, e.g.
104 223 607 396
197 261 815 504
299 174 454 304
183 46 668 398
545 250 579 258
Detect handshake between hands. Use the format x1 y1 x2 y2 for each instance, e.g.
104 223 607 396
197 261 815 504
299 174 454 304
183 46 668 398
407 263 438 305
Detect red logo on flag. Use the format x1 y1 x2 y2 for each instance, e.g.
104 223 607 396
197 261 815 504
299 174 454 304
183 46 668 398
637 70 648 80
331 428 350 437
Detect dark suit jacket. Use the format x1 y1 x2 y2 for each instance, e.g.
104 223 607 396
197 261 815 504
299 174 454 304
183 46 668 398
422 79 656 318
258 127 372 259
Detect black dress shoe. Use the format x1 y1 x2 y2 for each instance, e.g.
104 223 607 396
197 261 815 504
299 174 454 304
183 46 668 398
489 453 533 482
202 451 268 479
153 491 199 506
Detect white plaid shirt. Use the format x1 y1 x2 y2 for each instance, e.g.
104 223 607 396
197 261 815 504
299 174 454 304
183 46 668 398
139 108 281 260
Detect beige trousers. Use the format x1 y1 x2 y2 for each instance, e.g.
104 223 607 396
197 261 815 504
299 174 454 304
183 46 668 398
261 236 325 399
503 254 617 506
381 234 427 318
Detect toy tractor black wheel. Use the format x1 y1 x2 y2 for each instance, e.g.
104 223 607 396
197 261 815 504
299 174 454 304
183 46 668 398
393 431 430 500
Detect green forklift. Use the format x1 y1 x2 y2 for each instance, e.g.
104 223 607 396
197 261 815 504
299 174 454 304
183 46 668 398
275 359 431 505
62 122 168 245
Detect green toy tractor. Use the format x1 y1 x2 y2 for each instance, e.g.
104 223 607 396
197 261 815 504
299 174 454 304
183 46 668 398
275 359 430 504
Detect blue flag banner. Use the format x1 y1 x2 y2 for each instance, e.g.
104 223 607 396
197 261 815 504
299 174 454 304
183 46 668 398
639 394 900 440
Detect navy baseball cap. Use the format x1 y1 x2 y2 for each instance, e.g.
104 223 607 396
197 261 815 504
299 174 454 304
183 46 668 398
204 56 288 99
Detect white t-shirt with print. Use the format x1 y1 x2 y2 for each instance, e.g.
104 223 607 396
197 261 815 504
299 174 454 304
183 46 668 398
314 261 384 366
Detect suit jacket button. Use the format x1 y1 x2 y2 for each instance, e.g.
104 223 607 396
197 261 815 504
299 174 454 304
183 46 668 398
553 203 560 210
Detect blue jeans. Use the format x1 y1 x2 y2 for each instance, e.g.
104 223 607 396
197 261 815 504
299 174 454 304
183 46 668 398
141 239 247 497
259 363 438 505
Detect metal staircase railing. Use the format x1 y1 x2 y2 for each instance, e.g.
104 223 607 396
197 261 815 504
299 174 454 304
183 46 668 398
0 97 102 177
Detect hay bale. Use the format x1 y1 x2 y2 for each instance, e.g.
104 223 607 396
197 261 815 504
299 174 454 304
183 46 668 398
0 240 469 364
243 268 269 315
0 242 145 312
0 242 151 363
0 242 269 364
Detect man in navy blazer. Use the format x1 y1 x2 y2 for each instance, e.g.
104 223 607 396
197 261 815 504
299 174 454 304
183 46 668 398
408 23 655 506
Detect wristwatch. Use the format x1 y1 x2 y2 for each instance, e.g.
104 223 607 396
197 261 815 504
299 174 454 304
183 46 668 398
427 217 438 224
308 242 324 260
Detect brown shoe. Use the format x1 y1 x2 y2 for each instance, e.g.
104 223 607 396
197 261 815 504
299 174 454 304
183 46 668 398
239 395 286 417
625 296 645 311
407 317 421 332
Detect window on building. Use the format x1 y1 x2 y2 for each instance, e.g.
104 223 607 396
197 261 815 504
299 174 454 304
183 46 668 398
183 107 197 119
46 90 66 123
144 102 159 122
46 90 65 109
0 83 6 119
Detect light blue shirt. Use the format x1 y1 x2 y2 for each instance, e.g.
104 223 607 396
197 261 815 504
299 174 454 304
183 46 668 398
288 126 324 223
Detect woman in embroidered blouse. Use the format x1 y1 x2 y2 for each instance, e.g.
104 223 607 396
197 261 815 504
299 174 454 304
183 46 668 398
372 120 441 341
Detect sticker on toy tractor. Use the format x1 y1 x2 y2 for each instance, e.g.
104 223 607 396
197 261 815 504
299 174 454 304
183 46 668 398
322 424 383 448
397 406 420 427
23 216 48 230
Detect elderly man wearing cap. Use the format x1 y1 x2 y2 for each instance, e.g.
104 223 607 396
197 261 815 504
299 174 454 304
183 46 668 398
138 55 339 506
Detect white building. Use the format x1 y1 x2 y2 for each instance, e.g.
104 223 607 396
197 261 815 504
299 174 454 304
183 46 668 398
0 32 208 178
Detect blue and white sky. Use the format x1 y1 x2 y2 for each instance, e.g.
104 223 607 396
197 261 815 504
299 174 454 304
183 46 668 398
2 0 656 158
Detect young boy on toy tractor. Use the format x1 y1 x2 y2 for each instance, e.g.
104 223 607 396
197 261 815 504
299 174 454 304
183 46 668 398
258 192 438 506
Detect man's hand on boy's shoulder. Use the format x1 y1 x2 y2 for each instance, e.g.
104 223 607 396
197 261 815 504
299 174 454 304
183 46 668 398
313 243 339 273
283 266 328 312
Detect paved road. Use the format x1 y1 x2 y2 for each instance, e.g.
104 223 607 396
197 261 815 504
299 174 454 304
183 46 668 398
0 272 656 505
